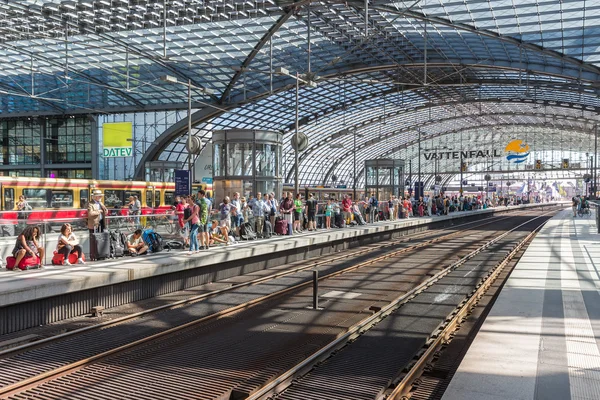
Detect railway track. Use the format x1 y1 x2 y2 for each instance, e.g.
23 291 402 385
0 208 559 399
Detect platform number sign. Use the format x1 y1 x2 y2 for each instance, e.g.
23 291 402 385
562 158 569 169
535 159 542 170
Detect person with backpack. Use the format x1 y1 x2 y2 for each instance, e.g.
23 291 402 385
184 196 200 254
369 194 378 223
126 229 149 256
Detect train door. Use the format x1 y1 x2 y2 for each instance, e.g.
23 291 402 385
80 188 90 209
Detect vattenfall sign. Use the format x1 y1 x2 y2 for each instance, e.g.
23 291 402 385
424 149 502 160
423 140 531 164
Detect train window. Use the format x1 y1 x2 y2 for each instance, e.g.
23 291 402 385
146 191 153 207
3 188 14 210
104 190 123 208
80 189 89 209
22 189 48 208
50 190 73 208
124 191 141 207
165 191 175 206
154 191 160 208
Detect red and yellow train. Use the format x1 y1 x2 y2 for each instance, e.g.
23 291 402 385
0 177 209 221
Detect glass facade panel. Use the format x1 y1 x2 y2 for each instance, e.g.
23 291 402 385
366 166 377 186
46 117 93 165
213 143 223 177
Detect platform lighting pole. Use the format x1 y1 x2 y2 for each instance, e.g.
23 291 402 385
188 79 193 181
460 154 463 195
417 129 421 197
353 129 357 200
592 123 600 198
160 75 214 184
295 72 300 196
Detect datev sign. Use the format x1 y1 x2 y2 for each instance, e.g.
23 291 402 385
103 122 133 158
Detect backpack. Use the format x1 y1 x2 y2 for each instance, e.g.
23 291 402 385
371 197 378 207
239 222 257 240
183 207 192 220
142 229 164 253
109 230 125 257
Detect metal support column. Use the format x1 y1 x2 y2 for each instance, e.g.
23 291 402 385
188 79 193 183
592 124 598 199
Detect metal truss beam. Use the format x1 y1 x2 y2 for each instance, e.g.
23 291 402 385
220 9 295 103
296 99 599 165
0 43 144 108
368 5 600 78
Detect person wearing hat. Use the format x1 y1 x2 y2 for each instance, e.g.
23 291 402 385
87 190 108 234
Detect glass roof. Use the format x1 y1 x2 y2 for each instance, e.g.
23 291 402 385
2 0 600 184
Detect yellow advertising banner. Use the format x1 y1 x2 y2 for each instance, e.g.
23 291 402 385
103 122 132 157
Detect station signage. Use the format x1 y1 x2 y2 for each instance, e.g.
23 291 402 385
103 122 132 158
423 149 502 160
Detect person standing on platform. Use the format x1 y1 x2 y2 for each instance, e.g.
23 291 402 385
305 193 318 231
280 192 294 229
253 192 269 237
184 196 200 254
293 193 304 233
231 192 242 236
268 193 278 227
368 193 378 223
196 191 210 249
342 195 353 225
87 190 108 234
324 199 333 230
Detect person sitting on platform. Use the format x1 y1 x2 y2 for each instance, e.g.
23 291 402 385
12 225 44 268
126 229 148 256
56 223 85 265
209 219 230 246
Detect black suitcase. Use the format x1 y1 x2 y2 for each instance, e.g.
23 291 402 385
334 213 344 228
90 232 111 261
263 220 273 239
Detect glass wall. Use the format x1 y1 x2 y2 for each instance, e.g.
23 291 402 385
212 130 283 201
364 159 405 200
46 118 93 164
0 120 41 165
0 117 93 178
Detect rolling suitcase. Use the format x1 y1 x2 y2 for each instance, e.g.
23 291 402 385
90 232 111 261
6 255 41 270
275 218 288 235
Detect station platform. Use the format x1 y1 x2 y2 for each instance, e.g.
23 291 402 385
442 208 599 400
0 203 557 335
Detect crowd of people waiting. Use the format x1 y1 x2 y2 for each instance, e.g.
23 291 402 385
5 188 536 269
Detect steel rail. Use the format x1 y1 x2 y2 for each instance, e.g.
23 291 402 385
0 213 527 398
384 215 548 400
0 212 515 360
245 209 557 400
